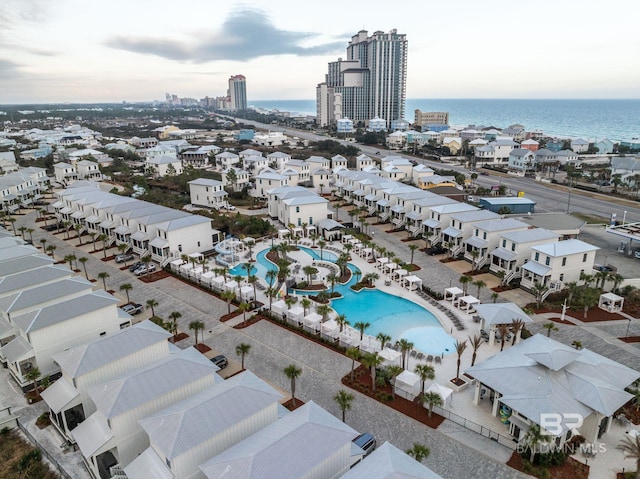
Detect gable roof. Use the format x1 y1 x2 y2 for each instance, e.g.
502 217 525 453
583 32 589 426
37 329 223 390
532 239 599 256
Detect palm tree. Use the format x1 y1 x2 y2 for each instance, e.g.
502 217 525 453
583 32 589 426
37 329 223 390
221 290 236 315
376 332 391 351
361 352 384 393
408 243 418 265
6 217 16 235
406 443 430 463
26 227 34 244
618 435 640 479
510 318 525 345
468 334 483 367
265 269 278 288
316 303 332 322
119 283 133 303
420 391 443 417
387 364 404 398
39 238 47 252
317 239 326 260
336 314 349 332
455 339 468 380
168 311 182 340
571 340 583 350
491 292 499 303
301 297 311 316
74 224 83 244
46 244 56 258
239 302 252 324
543 321 558 337
146 298 158 317
459 275 472 295
577 287 600 319
396 338 413 369
532 282 549 309
497 323 510 351
354 321 371 340
524 423 550 463
25 367 42 398
469 249 480 272
98 271 109 290
283 364 302 407
189 320 204 345
17 225 27 238
333 389 355 422
78 256 89 280
97 233 108 258
414 363 435 395
345 347 361 382
236 343 251 369
473 279 486 299
64 254 75 270
326 273 339 294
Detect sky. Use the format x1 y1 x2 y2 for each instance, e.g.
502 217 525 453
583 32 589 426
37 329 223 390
1 0 638 104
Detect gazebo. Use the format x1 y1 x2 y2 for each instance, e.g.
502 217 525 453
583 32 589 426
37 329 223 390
403 275 423 291
211 275 225 291
394 370 420 400
379 347 401 365
393 268 407 281
271 299 287 318
303 312 323 334
287 305 305 326
444 287 464 303
240 285 254 302
384 262 398 274
320 319 339 341
342 234 353 244
599 292 624 312
455 295 479 313
377 257 389 270
278 229 290 240
474 302 533 346
425 383 453 408
200 271 215 287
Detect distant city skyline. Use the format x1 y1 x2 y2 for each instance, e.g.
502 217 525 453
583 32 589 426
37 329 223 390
0 0 638 104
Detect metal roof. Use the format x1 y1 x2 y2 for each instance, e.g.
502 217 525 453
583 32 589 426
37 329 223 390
0 264 71 296
465 236 488 248
124 448 174 479
0 254 53 275
522 261 551 276
532 239 599 257
71 411 115 458
500 228 559 244
475 303 533 326
1 335 33 363
40 377 79 414
139 371 283 459
0 277 93 315
199 402 358 479
474 218 529 233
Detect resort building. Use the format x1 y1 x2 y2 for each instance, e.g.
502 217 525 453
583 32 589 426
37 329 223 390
188 178 228 210
253 169 289 198
424 203 478 247
75 160 102 181
467 334 639 447
54 162 79 185
221 166 250 191
214 151 240 171
145 156 182 178
463 218 529 268
474 139 519 165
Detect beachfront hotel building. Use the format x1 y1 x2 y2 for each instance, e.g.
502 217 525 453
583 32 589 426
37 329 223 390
228 74 247 111
316 29 407 128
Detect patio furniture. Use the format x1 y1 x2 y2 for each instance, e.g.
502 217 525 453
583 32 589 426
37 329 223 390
435 356 441 365
426 355 433 362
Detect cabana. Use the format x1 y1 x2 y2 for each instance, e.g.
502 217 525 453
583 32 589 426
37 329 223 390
200 271 215 287
379 347 401 366
271 299 287 318
339 329 361 349
292 226 304 238
444 287 464 303
359 335 379 353
361 247 373 260
376 257 389 270
224 280 239 293
303 312 322 334
278 229 290 240
211 275 225 291
287 305 305 326
384 262 398 274
394 370 420 400
456 295 479 313
393 268 407 281
403 275 422 291
425 383 453 408
179 262 194 275
599 292 624 312
240 285 254 302
170 258 184 272
342 234 353 244
320 319 339 341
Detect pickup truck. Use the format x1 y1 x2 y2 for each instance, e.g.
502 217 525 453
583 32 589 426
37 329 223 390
121 303 143 315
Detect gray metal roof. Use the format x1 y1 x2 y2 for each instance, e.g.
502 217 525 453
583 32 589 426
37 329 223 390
12 290 118 333
474 218 529 233
199 401 358 479
519 213 586 233
0 265 72 297
448 209 500 223
500 228 559 244
40 377 79 414
532 239 599 256
341 442 444 479
88 348 221 419
189 178 223 187
0 254 53 275
53 320 171 378
0 277 93 315
0 244 41 262
140 371 283 459
467 334 640 434
124 448 174 479
475 303 533 326
1 335 33 363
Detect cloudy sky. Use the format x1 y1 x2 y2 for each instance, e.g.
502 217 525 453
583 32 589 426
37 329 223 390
1 0 638 104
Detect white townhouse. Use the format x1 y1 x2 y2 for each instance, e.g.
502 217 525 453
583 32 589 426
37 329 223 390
610 156 640 184
489 228 560 285
253 168 289 198
253 131 287 147
467 334 639 447
0 170 40 212
534 148 558 168
72 348 222 479
199 402 360 479
266 151 291 170
423 203 478 247
283 159 311 182
441 209 501 257
280 193 329 228
188 178 228 210
331 154 348 170
411 163 435 185
239 148 263 160
181 145 221 168
75 160 102 181
151 215 221 263
474 138 519 165
556 149 579 166
405 194 458 238
54 162 78 185
222 166 250 191
374 184 416 222
242 154 269 174
306 155 331 170
138 144 178 160
41 321 172 443
310 167 332 194
520 239 599 294
342 442 444 478
381 156 413 179
507 148 536 175
463 218 530 269
214 151 240 171
356 154 374 171
145 156 183 178
126 371 283 479
389 189 430 228
386 130 406 149
0 287 128 390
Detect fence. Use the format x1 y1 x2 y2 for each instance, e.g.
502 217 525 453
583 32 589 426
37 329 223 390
16 419 75 479
433 405 517 451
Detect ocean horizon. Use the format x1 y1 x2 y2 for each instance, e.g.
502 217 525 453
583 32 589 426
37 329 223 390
248 98 640 142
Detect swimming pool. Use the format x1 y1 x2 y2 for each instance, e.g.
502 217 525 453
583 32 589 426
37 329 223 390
298 246 339 262
228 249 277 279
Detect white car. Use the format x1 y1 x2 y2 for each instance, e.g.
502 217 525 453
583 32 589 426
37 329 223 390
134 263 157 276
226 204 236 211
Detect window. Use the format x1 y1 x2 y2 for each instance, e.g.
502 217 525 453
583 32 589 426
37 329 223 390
119 322 130 329
545 256 550 266
296 206 300 213
197 241 200 247
583 253 587 262
562 257 567 266
511 243 516 252
534 252 539 261
483 232 487 240
475 229 479 236
559 273 564 281
309 217 313 225
297 218 301 226
502 239 506 247
100 332 106 336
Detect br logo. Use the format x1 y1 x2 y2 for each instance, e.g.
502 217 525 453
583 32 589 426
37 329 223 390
540 413 584 435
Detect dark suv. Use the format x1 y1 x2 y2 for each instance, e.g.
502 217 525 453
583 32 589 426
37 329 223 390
210 354 228 369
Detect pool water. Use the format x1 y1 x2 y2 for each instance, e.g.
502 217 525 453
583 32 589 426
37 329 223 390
298 246 339 262
228 249 277 279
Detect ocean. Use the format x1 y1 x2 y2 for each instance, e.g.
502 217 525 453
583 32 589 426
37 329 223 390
248 99 640 142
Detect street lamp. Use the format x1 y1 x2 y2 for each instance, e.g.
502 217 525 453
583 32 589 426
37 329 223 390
623 211 628 225
626 318 632 338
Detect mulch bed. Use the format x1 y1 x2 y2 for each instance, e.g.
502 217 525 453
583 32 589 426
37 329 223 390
282 398 306 411
234 315 264 329
507 451 588 479
220 309 242 322
171 332 189 342
463 270 487 276
119 265 130 271
25 390 43 404
138 270 171 283
620 403 640 425
101 255 116 262
342 365 445 430
195 343 212 353
547 317 576 325
491 285 518 292
620 336 640 343
440 258 457 263
530 305 626 322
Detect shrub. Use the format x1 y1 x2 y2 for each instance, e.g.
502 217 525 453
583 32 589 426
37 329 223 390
18 449 41 471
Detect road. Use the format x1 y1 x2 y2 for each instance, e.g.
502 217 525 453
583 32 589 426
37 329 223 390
227 116 640 223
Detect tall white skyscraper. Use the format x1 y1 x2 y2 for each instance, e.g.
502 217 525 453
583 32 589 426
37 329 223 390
316 29 407 128
228 74 247 111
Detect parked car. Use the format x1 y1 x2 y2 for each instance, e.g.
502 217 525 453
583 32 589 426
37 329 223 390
115 253 135 264
134 263 157 276
480 171 489 176
425 246 447 256
210 354 228 369
121 303 143 315
128 261 144 272
44 222 62 231
226 204 236 211
352 433 376 457
634 251 640 259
